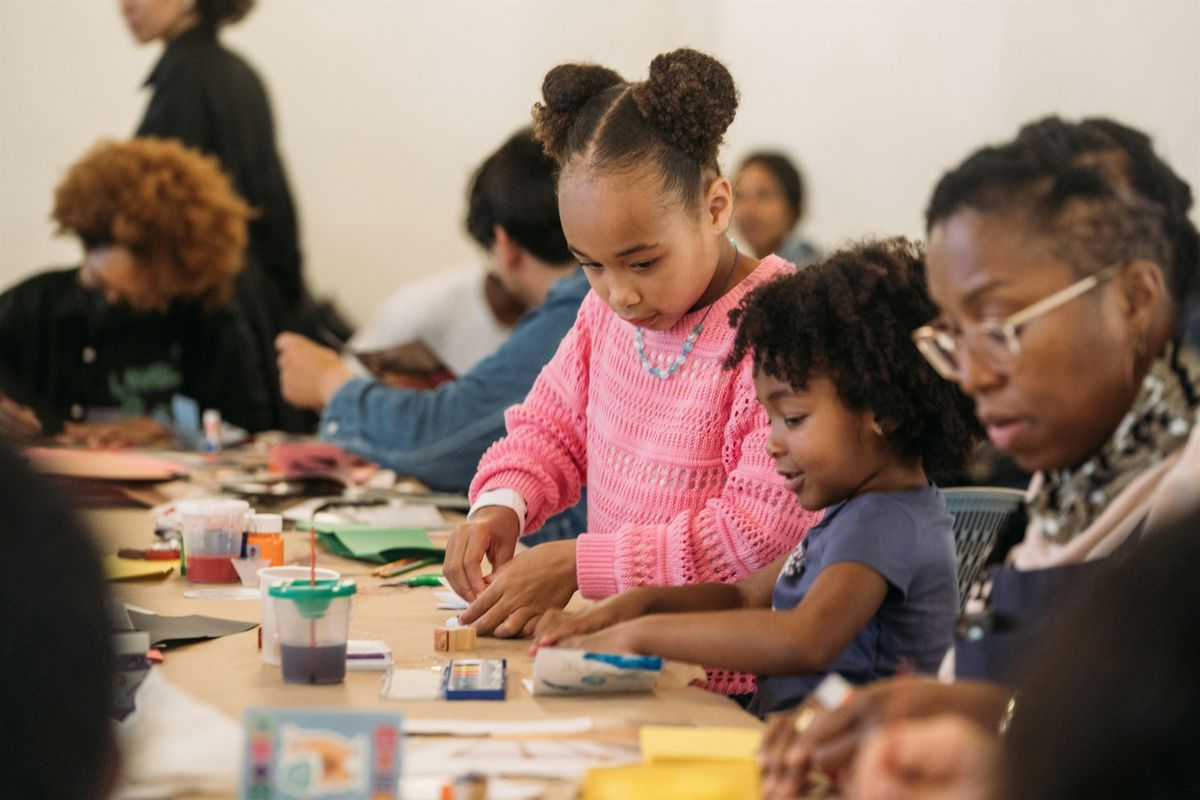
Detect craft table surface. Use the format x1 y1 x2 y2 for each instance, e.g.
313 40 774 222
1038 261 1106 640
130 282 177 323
86 506 763 798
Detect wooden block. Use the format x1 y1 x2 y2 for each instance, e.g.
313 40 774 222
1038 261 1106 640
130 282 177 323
433 628 450 651
447 626 476 651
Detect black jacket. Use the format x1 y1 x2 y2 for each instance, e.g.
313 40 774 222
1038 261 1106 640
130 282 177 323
137 23 305 308
0 268 272 435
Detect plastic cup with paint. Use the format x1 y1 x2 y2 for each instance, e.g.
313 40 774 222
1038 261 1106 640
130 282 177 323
246 513 285 567
178 498 250 583
269 579 357 685
257 565 340 665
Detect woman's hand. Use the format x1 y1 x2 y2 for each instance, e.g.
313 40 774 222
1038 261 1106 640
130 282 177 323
760 678 1011 789
847 715 998 800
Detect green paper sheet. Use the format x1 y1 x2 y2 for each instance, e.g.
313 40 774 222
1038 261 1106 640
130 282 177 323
313 525 443 564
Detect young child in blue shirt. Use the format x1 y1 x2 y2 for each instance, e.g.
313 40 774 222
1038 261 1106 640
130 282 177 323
533 238 982 713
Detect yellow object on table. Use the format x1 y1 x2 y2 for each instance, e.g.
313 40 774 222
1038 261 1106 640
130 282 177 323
103 555 176 581
583 761 760 800
640 725 763 763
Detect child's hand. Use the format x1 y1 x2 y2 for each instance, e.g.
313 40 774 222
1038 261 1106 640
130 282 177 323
529 590 650 654
555 620 644 655
444 506 522 600
0 393 42 440
275 332 353 410
457 539 578 637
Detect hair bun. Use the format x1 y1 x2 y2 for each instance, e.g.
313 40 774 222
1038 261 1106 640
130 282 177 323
631 48 739 167
533 64 625 162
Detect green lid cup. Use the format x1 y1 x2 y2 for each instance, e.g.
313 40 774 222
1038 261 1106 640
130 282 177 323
269 579 357 685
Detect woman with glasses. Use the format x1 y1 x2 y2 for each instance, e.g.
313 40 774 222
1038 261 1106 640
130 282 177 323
758 116 1200 799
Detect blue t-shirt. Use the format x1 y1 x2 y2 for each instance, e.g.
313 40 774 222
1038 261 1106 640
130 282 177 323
750 486 958 715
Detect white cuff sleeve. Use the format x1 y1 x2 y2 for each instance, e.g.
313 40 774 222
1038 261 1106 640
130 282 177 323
468 488 528 537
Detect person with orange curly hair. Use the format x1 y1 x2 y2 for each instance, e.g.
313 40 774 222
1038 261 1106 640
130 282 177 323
0 137 272 443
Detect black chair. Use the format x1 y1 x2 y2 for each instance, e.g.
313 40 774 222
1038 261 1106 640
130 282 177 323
944 487 1026 611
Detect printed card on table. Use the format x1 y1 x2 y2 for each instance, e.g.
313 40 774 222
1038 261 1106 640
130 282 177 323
530 648 662 696
241 708 402 799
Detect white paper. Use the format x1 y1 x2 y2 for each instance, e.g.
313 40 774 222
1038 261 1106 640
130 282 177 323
400 776 541 800
402 736 638 782
380 668 444 701
182 587 259 601
346 639 393 671
283 499 446 528
529 648 662 696
404 717 596 736
435 591 469 610
112 670 241 800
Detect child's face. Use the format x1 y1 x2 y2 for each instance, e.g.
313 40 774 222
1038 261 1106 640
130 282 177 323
756 372 893 511
558 167 730 332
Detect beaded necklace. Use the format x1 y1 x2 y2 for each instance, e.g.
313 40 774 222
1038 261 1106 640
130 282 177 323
634 243 739 380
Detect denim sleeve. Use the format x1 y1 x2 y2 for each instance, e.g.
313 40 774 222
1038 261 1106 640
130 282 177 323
319 278 585 493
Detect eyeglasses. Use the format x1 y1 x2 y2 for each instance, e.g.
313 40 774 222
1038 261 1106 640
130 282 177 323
912 263 1123 381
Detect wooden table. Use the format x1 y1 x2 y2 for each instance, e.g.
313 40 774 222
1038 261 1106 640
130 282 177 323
90 507 760 797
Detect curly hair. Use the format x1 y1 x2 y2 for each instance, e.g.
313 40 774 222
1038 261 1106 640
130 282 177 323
531 48 739 208
926 116 1199 309
52 138 251 308
726 238 983 479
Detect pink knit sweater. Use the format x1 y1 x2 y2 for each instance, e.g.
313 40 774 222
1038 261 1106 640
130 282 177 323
470 256 822 695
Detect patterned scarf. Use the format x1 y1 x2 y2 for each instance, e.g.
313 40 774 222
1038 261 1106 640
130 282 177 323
1029 344 1200 544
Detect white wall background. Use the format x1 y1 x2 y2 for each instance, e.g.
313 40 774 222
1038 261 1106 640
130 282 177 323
2 0 1197 325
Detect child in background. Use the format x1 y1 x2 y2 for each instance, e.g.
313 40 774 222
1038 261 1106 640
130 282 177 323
444 49 820 697
533 239 982 715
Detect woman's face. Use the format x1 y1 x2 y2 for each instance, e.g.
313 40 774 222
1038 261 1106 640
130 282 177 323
557 167 730 332
80 246 168 312
925 210 1144 472
733 161 797 258
119 0 194 43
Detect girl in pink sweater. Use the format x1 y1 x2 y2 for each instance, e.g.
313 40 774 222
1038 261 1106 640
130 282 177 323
444 49 821 694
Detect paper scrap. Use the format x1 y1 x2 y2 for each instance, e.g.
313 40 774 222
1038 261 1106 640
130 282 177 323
26 447 189 481
183 587 259 601
404 718 596 737
530 648 662 696
435 591 468 610
314 526 442 565
380 668 444 701
127 610 257 649
639 726 762 764
104 556 176 581
347 639 393 671
113 669 241 800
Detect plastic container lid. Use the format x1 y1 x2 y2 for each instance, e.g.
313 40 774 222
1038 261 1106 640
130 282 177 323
249 513 283 533
176 498 250 517
269 578 357 617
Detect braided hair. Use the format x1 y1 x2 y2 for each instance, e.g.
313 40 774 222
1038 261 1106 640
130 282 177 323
726 238 982 480
531 49 739 208
926 116 1199 311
